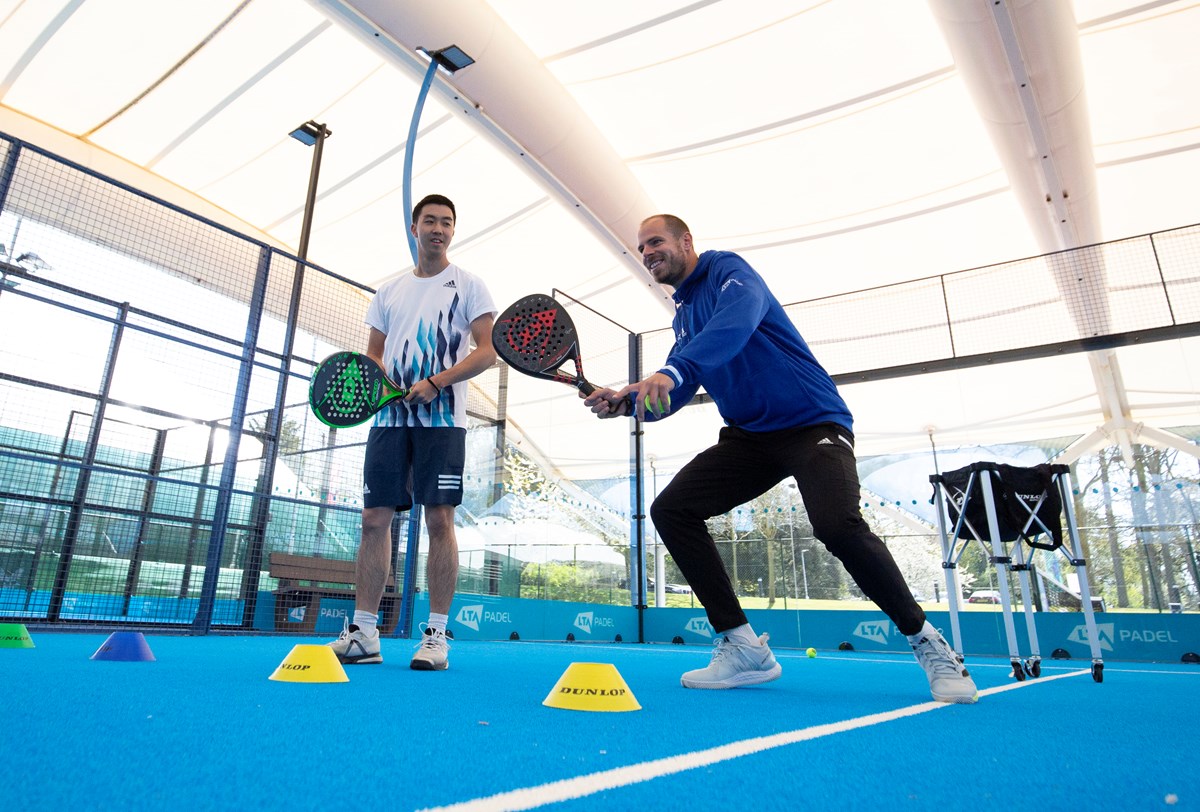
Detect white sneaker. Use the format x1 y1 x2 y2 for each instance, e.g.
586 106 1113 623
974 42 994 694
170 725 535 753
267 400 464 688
410 626 450 671
681 632 782 689
327 618 381 665
909 622 978 704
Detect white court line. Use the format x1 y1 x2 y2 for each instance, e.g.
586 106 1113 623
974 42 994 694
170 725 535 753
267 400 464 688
418 669 1090 812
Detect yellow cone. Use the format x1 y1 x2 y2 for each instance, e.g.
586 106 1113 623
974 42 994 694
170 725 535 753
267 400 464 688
542 662 641 712
0 623 34 648
269 644 349 683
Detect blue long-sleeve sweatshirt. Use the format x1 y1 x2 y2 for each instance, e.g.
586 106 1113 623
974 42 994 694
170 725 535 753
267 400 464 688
652 250 854 434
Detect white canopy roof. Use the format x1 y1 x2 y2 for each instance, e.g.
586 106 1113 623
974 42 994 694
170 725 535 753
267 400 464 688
1 0 1197 480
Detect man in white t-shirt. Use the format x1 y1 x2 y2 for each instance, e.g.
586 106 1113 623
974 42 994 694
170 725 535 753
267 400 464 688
329 194 497 670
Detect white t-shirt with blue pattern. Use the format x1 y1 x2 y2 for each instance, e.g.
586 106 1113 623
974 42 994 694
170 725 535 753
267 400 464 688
365 263 496 428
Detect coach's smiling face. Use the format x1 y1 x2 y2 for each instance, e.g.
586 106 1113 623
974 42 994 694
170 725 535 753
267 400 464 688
413 203 455 262
638 216 693 289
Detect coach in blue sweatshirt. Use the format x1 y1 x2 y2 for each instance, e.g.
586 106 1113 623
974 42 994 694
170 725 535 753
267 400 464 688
584 214 977 703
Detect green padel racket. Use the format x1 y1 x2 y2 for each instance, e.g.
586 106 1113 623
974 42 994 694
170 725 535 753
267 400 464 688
308 351 407 428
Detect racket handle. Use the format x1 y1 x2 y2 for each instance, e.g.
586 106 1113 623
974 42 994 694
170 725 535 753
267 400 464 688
578 380 595 396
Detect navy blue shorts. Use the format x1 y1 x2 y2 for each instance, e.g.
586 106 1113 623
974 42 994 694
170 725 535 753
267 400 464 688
362 426 466 510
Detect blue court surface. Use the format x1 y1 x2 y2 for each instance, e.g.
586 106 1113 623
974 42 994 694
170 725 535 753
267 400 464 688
2 631 1196 811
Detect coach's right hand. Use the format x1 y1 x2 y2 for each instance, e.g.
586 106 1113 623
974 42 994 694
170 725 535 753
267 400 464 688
581 387 631 419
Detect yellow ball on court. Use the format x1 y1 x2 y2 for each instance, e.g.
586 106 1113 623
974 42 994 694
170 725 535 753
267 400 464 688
806 647 817 658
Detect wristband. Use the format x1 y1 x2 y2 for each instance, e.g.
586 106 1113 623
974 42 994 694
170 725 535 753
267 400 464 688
427 377 441 395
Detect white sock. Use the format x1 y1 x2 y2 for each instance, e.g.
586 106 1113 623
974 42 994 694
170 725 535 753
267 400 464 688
427 612 449 634
353 609 378 635
722 623 759 646
906 620 935 643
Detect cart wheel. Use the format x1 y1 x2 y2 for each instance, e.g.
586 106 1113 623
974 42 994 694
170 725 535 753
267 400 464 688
1092 662 1104 683
1011 661 1025 681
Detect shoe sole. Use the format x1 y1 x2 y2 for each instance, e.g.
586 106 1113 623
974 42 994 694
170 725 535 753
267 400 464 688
336 653 382 665
933 691 978 704
681 663 782 690
409 659 448 671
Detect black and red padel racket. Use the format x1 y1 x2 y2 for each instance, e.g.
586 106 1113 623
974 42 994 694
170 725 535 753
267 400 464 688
492 294 595 395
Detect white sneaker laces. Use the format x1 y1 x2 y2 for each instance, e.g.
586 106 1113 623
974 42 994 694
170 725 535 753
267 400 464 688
417 625 449 651
915 633 960 676
709 636 737 662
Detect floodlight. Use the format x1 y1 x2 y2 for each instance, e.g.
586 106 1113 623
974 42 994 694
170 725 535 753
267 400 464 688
16 252 50 272
289 120 331 147
421 44 474 73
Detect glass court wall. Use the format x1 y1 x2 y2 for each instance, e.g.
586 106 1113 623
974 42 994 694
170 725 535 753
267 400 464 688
2 131 1199 636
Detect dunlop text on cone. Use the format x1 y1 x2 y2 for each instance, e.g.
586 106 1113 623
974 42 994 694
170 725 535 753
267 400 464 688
542 662 641 712
0 623 34 648
269 644 350 683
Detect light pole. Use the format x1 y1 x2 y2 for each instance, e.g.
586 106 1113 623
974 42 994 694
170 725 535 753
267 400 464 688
649 454 664 608
785 483 802 600
231 118 332 629
396 44 474 636
800 548 810 600
288 121 332 267
288 118 332 538
789 516 798 600
403 45 475 266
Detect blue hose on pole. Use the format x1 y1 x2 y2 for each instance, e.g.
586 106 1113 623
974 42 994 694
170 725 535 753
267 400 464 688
403 58 440 268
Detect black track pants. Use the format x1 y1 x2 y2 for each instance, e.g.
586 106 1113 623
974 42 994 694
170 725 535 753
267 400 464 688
649 423 926 636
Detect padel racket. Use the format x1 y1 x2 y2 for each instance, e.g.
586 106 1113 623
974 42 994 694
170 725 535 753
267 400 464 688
492 293 595 395
308 351 407 428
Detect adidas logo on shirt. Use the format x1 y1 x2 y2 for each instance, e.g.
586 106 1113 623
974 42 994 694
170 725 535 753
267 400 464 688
817 438 833 445
443 279 456 288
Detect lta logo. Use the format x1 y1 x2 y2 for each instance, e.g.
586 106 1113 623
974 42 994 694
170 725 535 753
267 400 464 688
1068 622 1115 651
574 612 593 634
456 604 483 631
853 620 891 646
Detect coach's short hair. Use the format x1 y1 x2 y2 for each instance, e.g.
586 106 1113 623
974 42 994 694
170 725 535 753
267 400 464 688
642 213 690 238
413 194 456 224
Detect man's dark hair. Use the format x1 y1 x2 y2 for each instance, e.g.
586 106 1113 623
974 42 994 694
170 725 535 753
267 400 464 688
413 194 456 224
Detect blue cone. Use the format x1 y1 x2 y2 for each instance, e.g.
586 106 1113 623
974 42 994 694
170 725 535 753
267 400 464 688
91 631 156 662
